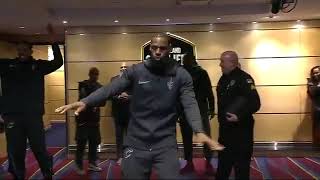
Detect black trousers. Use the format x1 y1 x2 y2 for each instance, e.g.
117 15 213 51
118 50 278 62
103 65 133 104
216 148 252 180
75 125 101 167
216 123 254 180
180 114 212 161
121 145 180 180
113 115 129 159
2 113 52 179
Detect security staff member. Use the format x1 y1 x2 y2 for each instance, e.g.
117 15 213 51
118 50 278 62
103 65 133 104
111 65 131 165
0 24 63 179
56 34 224 179
179 53 215 175
216 51 260 180
307 66 320 145
75 67 106 175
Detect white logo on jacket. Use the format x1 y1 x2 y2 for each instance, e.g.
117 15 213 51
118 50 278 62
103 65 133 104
167 77 174 90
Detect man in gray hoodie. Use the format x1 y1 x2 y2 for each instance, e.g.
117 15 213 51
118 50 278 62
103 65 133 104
56 34 224 179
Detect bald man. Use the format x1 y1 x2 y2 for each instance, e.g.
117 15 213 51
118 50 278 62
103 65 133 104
56 34 224 179
216 51 260 179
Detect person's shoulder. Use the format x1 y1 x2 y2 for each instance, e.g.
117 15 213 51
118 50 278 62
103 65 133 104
79 80 88 84
237 69 256 85
239 69 253 79
34 58 49 63
176 65 187 74
0 58 16 63
134 62 145 68
176 66 192 80
97 82 103 87
111 75 119 80
197 66 209 75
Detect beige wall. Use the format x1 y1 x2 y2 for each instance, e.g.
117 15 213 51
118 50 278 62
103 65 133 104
65 21 320 146
0 43 65 157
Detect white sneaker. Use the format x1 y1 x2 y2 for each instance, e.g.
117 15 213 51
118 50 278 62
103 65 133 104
88 163 102 172
116 158 122 165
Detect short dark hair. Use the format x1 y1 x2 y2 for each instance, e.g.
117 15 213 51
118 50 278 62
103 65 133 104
151 33 172 46
89 67 99 75
16 41 32 49
183 52 197 65
310 65 320 82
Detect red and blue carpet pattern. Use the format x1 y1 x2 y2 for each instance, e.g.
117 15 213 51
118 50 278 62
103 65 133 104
1 123 320 179
105 157 320 180
1 156 320 179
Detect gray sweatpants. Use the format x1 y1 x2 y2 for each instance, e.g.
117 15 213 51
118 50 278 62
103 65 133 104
121 145 180 180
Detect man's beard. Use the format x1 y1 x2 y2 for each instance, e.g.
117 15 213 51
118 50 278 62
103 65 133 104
147 56 169 71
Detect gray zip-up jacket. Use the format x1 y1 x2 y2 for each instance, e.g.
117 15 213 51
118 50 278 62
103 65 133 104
82 59 204 150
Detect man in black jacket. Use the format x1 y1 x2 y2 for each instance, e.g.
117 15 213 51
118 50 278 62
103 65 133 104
56 34 224 179
179 53 215 175
216 51 260 180
111 64 131 165
75 67 106 175
0 25 63 179
307 66 320 145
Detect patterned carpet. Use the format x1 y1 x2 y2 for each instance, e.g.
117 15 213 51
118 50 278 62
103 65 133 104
1 123 320 179
105 157 320 180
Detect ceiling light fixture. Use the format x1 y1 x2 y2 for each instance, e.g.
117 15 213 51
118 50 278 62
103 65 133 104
19 26 25 29
293 24 304 29
166 18 170 22
265 15 278 19
62 20 68 24
216 17 221 20
114 20 119 23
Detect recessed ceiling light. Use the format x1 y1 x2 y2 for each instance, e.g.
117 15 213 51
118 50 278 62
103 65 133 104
79 33 85 36
62 20 68 24
297 20 301 22
265 15 278 19
293 24 305 29
122 32 127 35
252 21 257 24
209 30 213 32
166 18 170 22
209 23 213 26
114 20 119 23
19 26 25 29
216 17 221 20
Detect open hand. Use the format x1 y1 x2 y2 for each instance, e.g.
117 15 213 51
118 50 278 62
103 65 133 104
194 133 225 151
55 101 86 116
